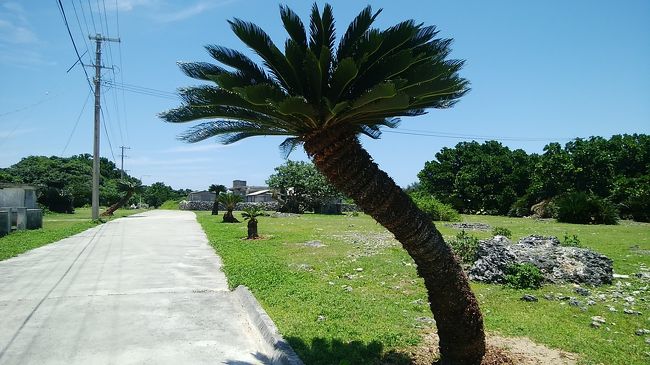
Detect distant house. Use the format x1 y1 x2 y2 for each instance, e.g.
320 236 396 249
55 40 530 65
187 190 216 202
230 180 275 203
246 189 274 203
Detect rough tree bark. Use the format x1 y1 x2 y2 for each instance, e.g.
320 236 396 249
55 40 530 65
211 200 219 215
247 219 258 239
222 210 239 223
101 192 134 217
303 128 485 365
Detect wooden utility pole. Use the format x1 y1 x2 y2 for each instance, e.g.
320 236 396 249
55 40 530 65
119 146 130 179
89 34 120 220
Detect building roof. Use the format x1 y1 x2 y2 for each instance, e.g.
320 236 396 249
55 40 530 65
246 189 271 196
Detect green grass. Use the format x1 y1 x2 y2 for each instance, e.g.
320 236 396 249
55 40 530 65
159 199 181 210
0 207 146 261
197 212 650 365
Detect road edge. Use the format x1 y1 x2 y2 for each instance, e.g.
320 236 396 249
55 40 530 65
234 285 304 365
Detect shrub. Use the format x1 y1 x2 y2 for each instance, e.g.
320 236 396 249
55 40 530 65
555 191 618 225
410 192 461 222
448 230 480 265
491 226 512 238
561 233 582 247
504 263 544 289
508 196 530 217
159 200 180 210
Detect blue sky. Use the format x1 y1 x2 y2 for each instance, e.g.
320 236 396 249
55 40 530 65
1 0 648 190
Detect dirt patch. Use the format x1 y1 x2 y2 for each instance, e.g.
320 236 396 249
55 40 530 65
444 222 492 231
332 231 400 258
389 332 578 365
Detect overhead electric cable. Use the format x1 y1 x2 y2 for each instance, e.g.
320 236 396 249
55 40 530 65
86 0 98 33
114 0 130 144
100 107 118 163
56 0 93 92
61 90 93 155
383 129 573 142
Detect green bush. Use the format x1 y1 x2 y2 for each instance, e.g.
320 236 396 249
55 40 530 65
505 263 544 289
410 192 461 222
159 200 180 210
555 191 618 225
561 233 582 247
448 230 480 265
491 226 512 238
508 196 530 217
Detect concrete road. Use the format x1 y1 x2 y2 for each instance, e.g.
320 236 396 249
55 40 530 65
0 210 273 365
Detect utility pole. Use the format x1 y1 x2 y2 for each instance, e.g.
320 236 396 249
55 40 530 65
88 34 120 220
119 146 131 179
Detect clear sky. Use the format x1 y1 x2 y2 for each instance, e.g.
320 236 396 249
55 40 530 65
1 0 648 190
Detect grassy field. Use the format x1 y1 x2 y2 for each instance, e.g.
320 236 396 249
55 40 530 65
0 207 146 261
197 212 650 365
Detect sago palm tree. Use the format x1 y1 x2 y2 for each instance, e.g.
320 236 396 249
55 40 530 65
241 205 266 239
101 180 142 216
160 4 484 363
208 183 227 215
218 192 242 223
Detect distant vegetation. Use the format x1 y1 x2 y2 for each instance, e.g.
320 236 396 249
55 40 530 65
0 155 190 212
417 134 649 223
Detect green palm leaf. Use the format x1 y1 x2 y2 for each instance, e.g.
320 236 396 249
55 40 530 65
228 18 302 94
337 5 382 60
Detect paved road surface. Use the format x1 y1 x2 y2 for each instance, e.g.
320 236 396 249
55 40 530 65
0 210 273 365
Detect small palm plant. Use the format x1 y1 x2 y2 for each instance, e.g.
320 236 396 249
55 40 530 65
161 3 484 363
241 205 266 239
218 192 242 223
101 180 142 216
208 183 227 215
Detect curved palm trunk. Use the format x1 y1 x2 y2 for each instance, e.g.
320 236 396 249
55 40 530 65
304 130 485 365
101 191 134 216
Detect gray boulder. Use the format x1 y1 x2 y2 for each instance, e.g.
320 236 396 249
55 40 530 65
469 235 613 286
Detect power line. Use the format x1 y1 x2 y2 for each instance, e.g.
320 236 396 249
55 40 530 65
382 129 573 142
103 80 179 100
70 0 91 60
77 0 92 40
86 0 98 34
114 0 130 145
56 0 93 92
61 90 93 155
100 107 117 163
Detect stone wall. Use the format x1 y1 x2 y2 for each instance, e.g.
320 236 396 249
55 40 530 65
178 200 280 211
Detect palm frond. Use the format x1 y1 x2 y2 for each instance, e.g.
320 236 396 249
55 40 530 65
280 5 307 48
178 120 288 143
308 3 335 57
205 45 273 84
228 18 302 93
160 104 276 125
337 5 382 60
327 57 358 103
178 62 226 81
279 137 303 158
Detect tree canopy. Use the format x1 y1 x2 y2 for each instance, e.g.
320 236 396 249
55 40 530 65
266 160 342 212
417 134 650 221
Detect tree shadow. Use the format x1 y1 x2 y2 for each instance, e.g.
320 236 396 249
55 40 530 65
286 337 415 365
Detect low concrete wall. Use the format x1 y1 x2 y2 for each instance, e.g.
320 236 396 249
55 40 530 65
0 210 10 237
26 209 43 229
15 207 27 230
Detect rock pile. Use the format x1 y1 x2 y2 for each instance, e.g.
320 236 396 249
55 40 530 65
469 235 613 286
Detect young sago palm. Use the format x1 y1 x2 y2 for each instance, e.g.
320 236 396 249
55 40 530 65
160 4 484 363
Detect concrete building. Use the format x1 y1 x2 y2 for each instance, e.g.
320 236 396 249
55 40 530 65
187 190 216 202
0 184 43 236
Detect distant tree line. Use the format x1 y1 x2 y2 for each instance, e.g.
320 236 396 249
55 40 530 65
416 134 649 222
0 155 190 212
